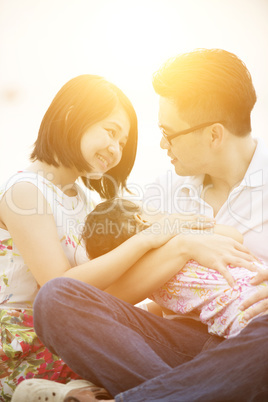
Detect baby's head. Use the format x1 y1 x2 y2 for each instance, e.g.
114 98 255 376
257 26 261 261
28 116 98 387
82 198 150 259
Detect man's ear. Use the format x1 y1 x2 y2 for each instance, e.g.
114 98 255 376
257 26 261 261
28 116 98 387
210 123 225 148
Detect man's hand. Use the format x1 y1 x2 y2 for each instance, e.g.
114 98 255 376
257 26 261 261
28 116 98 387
140 214 215 249
240 270 268 320
177 232 259 288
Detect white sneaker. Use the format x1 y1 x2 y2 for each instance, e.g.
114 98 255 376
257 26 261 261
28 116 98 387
11 379 108 402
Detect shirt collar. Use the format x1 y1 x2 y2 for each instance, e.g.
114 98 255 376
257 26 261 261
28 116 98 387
240 137 268 188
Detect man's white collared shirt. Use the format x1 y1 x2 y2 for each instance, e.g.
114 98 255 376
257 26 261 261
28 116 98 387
143 138 268 264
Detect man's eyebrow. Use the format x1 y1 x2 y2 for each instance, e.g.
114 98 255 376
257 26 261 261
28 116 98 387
158 123 174 133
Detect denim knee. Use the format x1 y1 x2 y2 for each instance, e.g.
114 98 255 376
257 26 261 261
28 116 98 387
33 278 72 330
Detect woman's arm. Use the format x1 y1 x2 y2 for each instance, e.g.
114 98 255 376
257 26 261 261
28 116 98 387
0 183 257 301
0 182 191 289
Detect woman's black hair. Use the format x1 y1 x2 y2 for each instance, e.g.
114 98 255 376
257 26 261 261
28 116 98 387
31 75 138 198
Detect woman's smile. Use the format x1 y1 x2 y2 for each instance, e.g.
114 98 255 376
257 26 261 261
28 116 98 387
96 153 111 170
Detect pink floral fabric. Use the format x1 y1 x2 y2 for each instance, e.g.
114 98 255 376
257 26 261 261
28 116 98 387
151 260 268 338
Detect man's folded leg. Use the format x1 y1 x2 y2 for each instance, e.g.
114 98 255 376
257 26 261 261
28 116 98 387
33 277 222 396
116 314 268 402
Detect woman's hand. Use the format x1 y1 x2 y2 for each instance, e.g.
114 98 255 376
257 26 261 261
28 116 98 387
176 231 259 287
239 270 268 320
140 214 215 249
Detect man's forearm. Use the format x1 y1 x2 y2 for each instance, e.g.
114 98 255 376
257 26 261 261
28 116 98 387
105 236 189 304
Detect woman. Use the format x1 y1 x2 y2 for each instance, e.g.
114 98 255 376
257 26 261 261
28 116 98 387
0 74 139 399
0 75 256 401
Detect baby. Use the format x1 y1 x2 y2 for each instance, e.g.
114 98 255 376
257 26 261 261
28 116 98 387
82 198 268 338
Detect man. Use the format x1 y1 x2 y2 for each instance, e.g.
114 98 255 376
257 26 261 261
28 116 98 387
145 48 268 264
12 49 268 401
144 48 268 316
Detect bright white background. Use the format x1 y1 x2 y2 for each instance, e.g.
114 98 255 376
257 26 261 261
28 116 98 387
0 0 268 189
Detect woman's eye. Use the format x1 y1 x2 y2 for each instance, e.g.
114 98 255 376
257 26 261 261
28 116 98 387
106 129 116 137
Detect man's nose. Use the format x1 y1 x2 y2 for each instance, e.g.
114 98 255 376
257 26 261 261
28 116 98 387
160 136 170 150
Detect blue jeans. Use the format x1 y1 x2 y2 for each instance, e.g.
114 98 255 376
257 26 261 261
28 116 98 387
33 278 268 401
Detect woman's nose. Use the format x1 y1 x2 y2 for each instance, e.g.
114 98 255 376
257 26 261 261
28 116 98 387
108 142 120 158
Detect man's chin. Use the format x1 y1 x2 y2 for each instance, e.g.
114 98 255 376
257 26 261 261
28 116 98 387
174 165 190 177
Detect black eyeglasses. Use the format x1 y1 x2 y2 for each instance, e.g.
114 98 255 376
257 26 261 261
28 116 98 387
161 121 224 145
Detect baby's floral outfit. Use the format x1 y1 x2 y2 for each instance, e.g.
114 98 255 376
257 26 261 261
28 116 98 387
151 259 268 338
